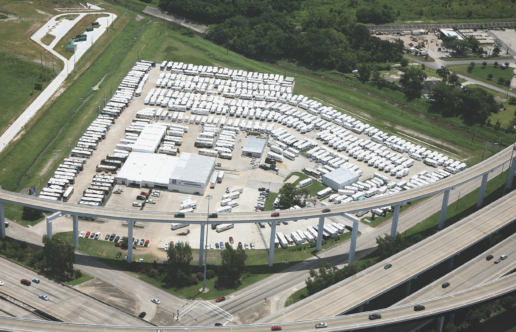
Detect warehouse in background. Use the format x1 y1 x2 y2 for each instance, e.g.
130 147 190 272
322 168 360 190
116 152 215 194
242 137 267 158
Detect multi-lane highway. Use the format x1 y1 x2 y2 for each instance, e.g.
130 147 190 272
0 257 149 326
0 273 515 332
395 233 516 307
258 188 516 323
0 146 514 223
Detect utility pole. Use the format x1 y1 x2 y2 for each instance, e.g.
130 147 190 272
471 126 477 144
52 54 54 72
40 51 43 68
481 146 486 162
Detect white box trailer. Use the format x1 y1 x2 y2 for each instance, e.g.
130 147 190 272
171 223 189 230
298 178 312 188
216 223 234 232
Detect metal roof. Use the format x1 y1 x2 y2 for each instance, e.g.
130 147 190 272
323 167 359 184
242 137 267 154
170 153 215 185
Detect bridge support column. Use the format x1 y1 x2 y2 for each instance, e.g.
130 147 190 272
438 189 450 230
46 219 53 239
358 304 364 313
390 204 401 239
0 202 5 239
405 279 412 296
199 222 205 267
476 173 489 208
436 316 445 332
448 256 454 271
268 222 277 267
73 215 79 248
127 221 133 263
316 216 324 251
505 155 516 193
449 313 455 324
343 214 359 265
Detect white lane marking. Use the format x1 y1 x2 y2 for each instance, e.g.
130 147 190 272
201 301 233 320
77 303 127 325
180 301 200 318
223 320 229 326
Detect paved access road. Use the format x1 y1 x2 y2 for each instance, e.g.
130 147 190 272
0 257 148 326
258 188 516 323
395 233 516 307
367 21 516 31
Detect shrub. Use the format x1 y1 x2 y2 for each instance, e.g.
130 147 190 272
180 28 195 37
148 269 158 278
197 272 204 281
467 65 474 72
206 270 215 279
494 61 499 67
498 77 506 84
74 269 83 279
488 73 493 80
482 61 487 67
22 206 43 221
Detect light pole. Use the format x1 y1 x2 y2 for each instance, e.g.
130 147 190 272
202 195 213 293
267 182 271 191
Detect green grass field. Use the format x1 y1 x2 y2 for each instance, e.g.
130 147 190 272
41 34 56 46
264 192 279 211
64 272 94 286
284 172 328 197
448 64 515 90
55 230 355 300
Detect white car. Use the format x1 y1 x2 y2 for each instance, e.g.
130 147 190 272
164 242 169 251
39 295 49 301
250 243 255 250
146 199 156 204
244 243 249 249
151 298 161 304
209 243 213 249
132 202 142 207
79 231 86 238
0 281 4 286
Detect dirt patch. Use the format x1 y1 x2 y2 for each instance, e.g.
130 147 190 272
39 152 61 176
285 175 299 184
35 9 50 16
150 306 181 326
234 299 271 324
74 278 140 315
135 14 144 21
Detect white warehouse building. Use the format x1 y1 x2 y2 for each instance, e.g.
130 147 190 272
116 152 215 194
242 137 267 158
322 167 360 190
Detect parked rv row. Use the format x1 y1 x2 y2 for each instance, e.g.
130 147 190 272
78 174 116 206
274 222 346 248
196 124 235 159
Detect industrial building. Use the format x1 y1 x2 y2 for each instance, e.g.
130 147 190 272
116 152 215 194
242 137 267 158
322 167 360 190
131 124 167 153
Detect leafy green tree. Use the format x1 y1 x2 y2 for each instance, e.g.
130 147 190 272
459 86 499 125
498 77 506 84
429 82 461 116
493 46 501 56
217 242 247 288
467 65 474 72
121 236 129 250
421 63 426 70
500 296 515 311
470 61 476 67
465 308 483 326
444 324 457 332
376 233 408 260
278 183 309 209
494 119 501 130
399 67 427 99
494 61 499 67
487 73 493 80
22 206 44 221
482 61 487 67
41 235 76 280
400 58 409 68
164 242 193 287
357 64 371 83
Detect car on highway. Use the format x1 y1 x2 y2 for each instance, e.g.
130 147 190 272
145 240 150 247
209 213 218 218
104 234 110 240
315 323 327 328
369 313 381 320
21 279 31 286
229 237 234 244
216 297 225 302
32 278 40 284
85 231 91 238
174 213 185 218
140 239 145 246
495 259 501 264
501 254 508 260
165 242 169 251
39 295 49 301
486 255 494 261
116 252 122 259
271 326 282 331
79 231 86 238
132 202 142 207
215 242 220 249
138 312 146 318
214 323 223 326
151 298 161 304
146 199 156 204
414 305 425 311
271 212 280 217
384 263 392 270
0 281 4 286
220 242 225 249
442 282 450 288
322 209 331 213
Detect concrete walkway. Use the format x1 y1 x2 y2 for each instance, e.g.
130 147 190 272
0 12 117 153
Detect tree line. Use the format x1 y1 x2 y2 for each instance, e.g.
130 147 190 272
158 0 404 72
